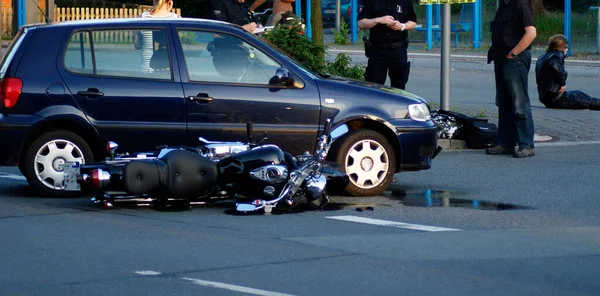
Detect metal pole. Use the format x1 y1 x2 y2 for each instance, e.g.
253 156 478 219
597 9 600 54
335 0 341 32
426 4 432 50
47 0 55 22
306 0 312 40
565 0 571 56
295 0 301 18
473 0 480 48
440 3 450 111
591 7 600 53
351 0 357 44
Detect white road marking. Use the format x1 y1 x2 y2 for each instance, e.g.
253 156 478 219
326 215 461 232
0 172 26 181
181 277 296 296
134 270 162 275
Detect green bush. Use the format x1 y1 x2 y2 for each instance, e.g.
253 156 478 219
332 19 350 45
262 22 328 73
326 53 365 80
262 22 365 80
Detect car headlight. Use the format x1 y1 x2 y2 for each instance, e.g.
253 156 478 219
408 103 431 122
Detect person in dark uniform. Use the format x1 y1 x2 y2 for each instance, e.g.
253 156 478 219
209 0 259 77
357 0 417 90
210 0 259 32
485 0 536 158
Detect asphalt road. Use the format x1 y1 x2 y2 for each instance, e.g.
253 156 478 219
2 63 600 296
2 143 600 296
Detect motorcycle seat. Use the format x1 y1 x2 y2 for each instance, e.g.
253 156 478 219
123 159 169 195
159 149 219 198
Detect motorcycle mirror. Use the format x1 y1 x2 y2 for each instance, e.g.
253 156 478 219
107 141 118 160
330 124 349 141
236 203 257 212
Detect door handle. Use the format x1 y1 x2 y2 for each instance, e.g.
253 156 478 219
77 88 104 98
187 93 214 103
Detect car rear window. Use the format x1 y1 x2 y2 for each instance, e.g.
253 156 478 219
0 30 27 79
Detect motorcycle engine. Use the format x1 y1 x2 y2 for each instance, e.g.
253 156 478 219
217 145 289 198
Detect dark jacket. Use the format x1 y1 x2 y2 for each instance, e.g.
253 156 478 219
210 0 251 26
535 50 567 102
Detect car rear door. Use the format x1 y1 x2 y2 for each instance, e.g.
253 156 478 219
172 26 321 155
58 24 186 153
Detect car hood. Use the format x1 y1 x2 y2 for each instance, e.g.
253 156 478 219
314 76 430 122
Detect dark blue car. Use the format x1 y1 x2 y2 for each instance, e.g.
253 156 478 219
0 18 440 197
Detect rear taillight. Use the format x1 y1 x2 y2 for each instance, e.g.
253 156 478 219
1 78 23 108
90 169 111 189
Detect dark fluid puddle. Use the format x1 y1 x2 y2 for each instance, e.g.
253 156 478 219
383 189 534 210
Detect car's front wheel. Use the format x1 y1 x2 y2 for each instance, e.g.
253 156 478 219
23 130 93 196
332 129 396 197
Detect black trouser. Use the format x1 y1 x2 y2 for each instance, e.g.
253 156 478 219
364 46 410 90
541 91 600 110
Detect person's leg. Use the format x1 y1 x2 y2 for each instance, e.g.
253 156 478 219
265 12 284 26
494 56 517 149
364 47 389 85
562 90 600 110
503 50 534 151
388 47 409 90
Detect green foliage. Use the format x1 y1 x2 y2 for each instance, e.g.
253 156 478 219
262 23 365 80
178 32 199 45
332 19 350 45
262 22 328 73
326 53 365 80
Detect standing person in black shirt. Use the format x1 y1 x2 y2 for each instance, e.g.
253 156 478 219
485 0 536 158
358 0 417 90
210 0 259 32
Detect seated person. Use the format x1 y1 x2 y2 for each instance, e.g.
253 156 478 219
248 0 295 27
535 34 600 110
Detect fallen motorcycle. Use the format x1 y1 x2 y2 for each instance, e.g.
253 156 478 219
63 120 348 213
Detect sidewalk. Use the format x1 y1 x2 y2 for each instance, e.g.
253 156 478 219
327 43 600 78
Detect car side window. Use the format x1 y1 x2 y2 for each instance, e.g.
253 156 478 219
178 30 281 85
64 31 93 75
64 29 172 80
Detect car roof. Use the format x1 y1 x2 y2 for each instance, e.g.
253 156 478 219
27 17 240 30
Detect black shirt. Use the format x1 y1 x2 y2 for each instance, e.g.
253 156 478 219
491 0 535 51
210 0 251 26
358 0 417 43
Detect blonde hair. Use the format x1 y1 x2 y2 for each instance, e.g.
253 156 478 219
150 0 173 13
547 34 569 52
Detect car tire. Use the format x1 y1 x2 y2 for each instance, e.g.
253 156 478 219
331 129 396 197
22 130 93 196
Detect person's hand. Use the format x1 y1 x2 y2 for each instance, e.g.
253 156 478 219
559 85 567 93
376 15 395 25
388 21 404 31
505 53 516 59
242 22 258 33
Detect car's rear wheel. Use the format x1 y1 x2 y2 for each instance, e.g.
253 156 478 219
332 129 396 197
23 130 93 196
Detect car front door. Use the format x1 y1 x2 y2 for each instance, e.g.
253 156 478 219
59 26 186 153
174 28 321 155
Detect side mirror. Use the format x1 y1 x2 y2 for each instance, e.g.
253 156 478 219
269 68 293 87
